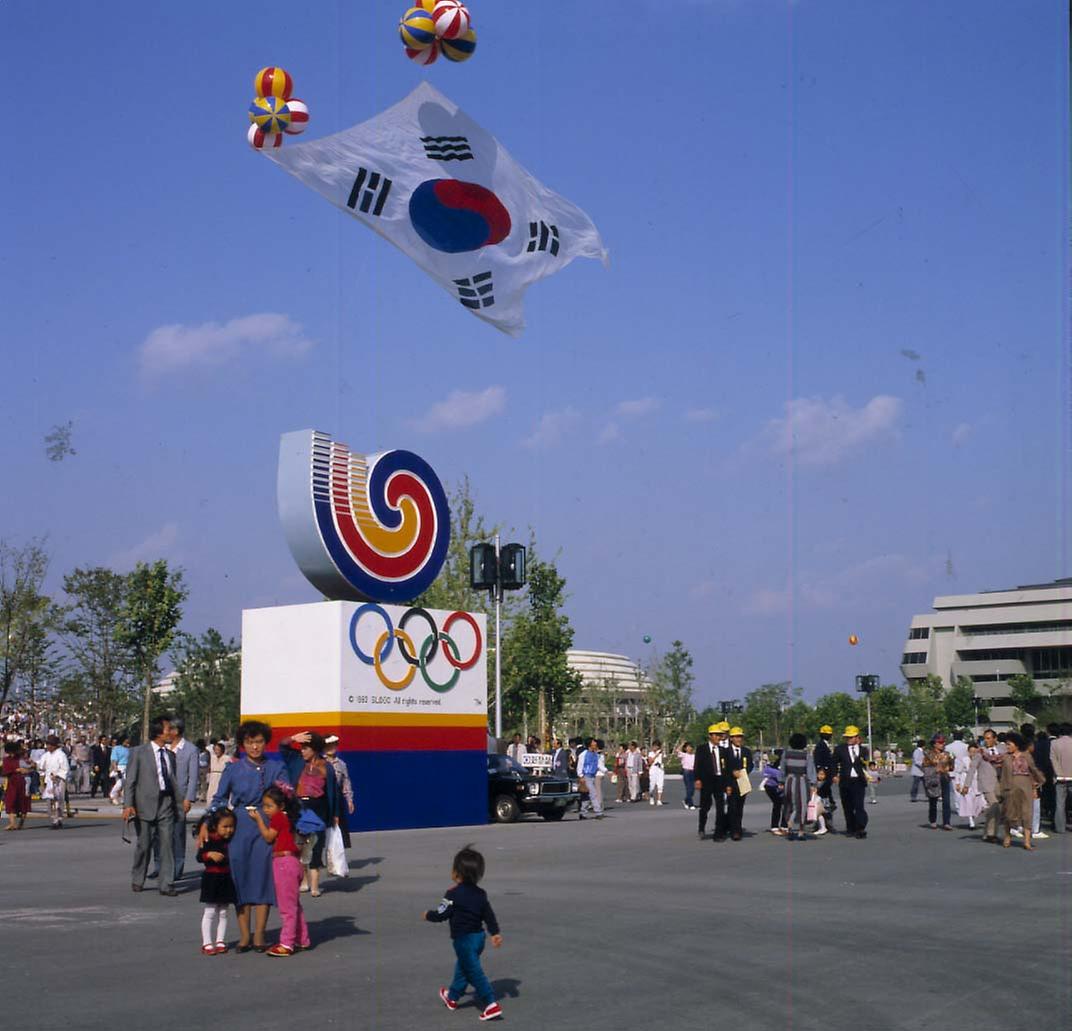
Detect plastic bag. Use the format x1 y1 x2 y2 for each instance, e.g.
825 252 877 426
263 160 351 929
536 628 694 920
325 825 349 878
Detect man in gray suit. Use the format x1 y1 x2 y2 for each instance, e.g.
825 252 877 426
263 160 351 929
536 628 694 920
123 716 181 896
149 716 200 881
972 728 1004 842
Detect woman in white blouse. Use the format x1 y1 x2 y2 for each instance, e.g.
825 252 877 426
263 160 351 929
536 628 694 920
647 741 666 806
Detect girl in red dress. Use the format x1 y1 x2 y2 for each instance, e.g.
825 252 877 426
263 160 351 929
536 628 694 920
3 740 31 830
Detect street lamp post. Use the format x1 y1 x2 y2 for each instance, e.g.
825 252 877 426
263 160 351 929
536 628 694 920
470 539 527 741
856 674 879 758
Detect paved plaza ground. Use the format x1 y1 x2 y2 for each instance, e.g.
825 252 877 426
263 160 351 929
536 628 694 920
3 776 1069 1030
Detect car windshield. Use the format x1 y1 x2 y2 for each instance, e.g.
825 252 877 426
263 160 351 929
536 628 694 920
489 754 527 775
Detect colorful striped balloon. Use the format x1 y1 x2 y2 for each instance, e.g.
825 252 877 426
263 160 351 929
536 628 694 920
399 7 437 49
440 26 476 62
283 98 309 135
247 124 284 150
415 0 436 11
254 66 293 100
249 95 292 134
432 1 470 39
406 41 440 66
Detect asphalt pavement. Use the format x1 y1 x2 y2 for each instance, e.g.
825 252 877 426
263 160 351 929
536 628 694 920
2 776 1069 1030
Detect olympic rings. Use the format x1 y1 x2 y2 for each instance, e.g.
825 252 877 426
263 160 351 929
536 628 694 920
349 603 483 692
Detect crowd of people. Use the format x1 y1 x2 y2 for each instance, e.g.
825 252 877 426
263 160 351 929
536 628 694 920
504 719 1072 851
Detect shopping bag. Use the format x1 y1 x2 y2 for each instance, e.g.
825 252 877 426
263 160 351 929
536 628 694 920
325 825 349 878
806 797 818 822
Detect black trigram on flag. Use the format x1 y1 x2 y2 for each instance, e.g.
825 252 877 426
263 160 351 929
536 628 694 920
421 136 473 161
454 272 494 309
346 168 392 216
527 221 560 256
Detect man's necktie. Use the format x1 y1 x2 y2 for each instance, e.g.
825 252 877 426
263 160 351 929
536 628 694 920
159 748 172 792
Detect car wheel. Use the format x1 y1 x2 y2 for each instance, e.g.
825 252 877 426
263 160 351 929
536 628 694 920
541 808 566 821
493 794 521 823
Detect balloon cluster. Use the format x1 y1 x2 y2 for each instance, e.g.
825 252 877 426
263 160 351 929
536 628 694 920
399 1 477 67
247 66 310 150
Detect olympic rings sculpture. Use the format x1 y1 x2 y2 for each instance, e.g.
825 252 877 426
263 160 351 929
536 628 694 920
349 604 483 693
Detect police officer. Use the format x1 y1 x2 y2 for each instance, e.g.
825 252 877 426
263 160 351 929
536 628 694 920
694 724 732 841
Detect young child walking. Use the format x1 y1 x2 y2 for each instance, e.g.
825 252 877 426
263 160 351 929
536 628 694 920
250 785 310 956
812 769 830 835
424 845 504 1021
196 810 237 954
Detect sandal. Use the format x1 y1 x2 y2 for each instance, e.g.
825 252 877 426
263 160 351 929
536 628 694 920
214 943 228 954
236 943 252 954
310 890 322 898
200 945 216 956
266 944 294 957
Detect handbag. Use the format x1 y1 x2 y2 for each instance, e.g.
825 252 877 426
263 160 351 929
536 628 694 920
324 825 349 877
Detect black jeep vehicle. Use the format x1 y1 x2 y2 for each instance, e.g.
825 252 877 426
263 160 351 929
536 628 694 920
486 753 578 823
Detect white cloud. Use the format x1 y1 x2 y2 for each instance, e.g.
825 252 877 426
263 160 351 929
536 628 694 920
745 554 936 616
684 407 719 423
411 386 506 433
109 522 179 569
951 422 972 447
752 394 902 467
615 397 661 418
597 422 622 445
522 408 580 450
138 313 314 379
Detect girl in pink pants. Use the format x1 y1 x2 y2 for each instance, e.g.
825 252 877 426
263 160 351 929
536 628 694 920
250 786 310 956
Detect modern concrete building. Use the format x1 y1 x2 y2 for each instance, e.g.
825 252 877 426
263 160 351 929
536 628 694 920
562 649 652 734
901 578 1072 725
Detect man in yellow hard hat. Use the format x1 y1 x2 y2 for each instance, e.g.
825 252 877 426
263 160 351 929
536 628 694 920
723 727 753 841
813 724 837 829
831 725 869 838
694 724 731 841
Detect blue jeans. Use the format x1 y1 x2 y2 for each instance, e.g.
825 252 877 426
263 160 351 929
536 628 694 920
682 771 696 807
449 932 495 1006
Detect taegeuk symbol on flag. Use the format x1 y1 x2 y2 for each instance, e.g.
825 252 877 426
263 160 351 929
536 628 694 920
261 83 608 336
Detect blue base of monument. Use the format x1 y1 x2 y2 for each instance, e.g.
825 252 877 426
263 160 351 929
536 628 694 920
339 749 488 832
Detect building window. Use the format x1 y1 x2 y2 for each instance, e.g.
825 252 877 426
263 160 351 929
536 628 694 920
909 627 930 640
957 648 1025 662
902 652 927 664
1031 646 1072 678
961 620 1072 637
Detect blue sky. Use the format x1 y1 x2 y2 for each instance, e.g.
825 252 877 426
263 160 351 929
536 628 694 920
2 0 1068 705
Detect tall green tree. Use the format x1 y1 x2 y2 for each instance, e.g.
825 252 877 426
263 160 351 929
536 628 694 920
944 675 980 730
869 684 912 746
59 567 139 736
411 477 522 705
117 560 187 740
646 640 696 746
905 674 946 739
814 692 865 738
0 538 51 710
1007 674 1042 720
500 557 583 741
170 629 241 741
742 682 798 746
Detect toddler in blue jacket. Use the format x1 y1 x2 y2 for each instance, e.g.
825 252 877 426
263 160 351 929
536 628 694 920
425 845 504 1021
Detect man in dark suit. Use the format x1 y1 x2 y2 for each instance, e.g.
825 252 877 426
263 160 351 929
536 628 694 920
694 724 732 841
123 716 182 895
89 735 112 798
550 738 571 779
723 727 754 841
812 725 837 828
831 725 869 838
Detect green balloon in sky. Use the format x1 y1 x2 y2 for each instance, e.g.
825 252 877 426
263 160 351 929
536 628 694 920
642 635 652 644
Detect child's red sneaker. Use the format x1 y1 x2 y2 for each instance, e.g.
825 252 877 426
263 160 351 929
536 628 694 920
438 988 457 1010
479 1002 503 1021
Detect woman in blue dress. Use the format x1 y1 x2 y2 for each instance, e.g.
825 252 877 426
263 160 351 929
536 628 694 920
201 721 290 952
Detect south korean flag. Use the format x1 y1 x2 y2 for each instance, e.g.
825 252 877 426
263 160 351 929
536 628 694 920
263 83 608 337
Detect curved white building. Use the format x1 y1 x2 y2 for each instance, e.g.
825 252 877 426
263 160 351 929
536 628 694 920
563 650 652 733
